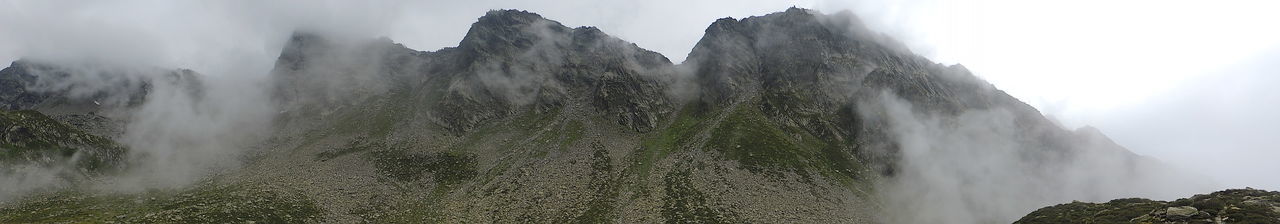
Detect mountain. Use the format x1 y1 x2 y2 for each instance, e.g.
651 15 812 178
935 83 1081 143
0 7 1206 223
0 60 202 138
0 109 125 173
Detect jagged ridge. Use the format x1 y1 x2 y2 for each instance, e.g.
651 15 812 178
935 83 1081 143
0 7 1171 223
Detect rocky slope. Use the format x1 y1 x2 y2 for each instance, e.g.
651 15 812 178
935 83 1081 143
0 109 125 173
0 60 201 138
1016 189 1280 223
0 7 1189 223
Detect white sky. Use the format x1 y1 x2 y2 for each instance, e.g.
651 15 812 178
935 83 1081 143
1 0 1277 189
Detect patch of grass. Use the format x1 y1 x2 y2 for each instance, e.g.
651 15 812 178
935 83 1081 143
332 93 412 138
352 184 457 223
1090 198 1166 222
705 103 815 174
316 138 383 161
624 102 713 196
559 120 585 151
660 169 739 223
627 103 711 180
702 102 866 184
452 106 562 154
370 149 478 184
512 106 562 135
565 146 620 223
817 142 863 184
0 184 324 223
1016 198 1169 224
288 92 414 152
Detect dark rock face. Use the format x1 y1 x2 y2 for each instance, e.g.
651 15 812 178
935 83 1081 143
0 60 154 113
274 10 675 134
1016 189 1280 224
0 60 201 138
0 109 125 173
0 61 54 111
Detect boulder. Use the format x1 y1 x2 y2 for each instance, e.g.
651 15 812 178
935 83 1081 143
1164 206 1198 219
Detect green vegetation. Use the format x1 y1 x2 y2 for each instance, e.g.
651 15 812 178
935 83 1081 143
316 138 383 161
452 106 562 154
559 120 585 151
1167 188 1280 223
370 149 478 184
565 147 621 223
528 118 584 158
353 184 457 223
623 102 713 196
512 107 562 134
0 184 323 223
331 92 414 138
704 102 863 183
661 169 739 223
1015 198 1165 224
636 102 711 174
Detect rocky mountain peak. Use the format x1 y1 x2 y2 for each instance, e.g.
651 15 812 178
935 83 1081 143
0 60 43 110
0 7 1216 224
458 10 571 56
274 32 329 71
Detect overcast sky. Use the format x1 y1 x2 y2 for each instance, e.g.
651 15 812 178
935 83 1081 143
1 0 1277 189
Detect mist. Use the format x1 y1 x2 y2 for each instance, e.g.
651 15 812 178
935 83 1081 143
0 0 419 198
863 92 1215 223
1080 48 1280 190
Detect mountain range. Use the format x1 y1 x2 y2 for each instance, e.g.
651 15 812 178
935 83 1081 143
0 7 1270 223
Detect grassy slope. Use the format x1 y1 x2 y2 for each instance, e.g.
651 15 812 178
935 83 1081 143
0 94 875 223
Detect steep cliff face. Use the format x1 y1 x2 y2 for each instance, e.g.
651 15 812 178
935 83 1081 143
0 8 1186 224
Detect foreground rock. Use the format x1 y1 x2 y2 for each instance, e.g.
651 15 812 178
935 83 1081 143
1016 188 1280 224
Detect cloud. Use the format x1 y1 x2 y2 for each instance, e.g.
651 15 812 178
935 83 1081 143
1084 47 1280 190
0 0 414 76
0 0 417 194
864 91 1214 223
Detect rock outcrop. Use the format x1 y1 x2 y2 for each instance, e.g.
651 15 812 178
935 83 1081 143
0 109 125 173
1016 188 1280 224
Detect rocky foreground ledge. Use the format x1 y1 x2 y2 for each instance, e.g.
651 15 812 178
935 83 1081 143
1016 188 1280 224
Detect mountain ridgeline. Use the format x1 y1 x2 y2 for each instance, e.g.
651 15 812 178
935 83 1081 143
0 8 1224 223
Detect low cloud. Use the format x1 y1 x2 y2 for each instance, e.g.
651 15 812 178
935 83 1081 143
865 92 1215 223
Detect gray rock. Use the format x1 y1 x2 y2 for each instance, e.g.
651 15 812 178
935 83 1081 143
1165 206 1198 219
